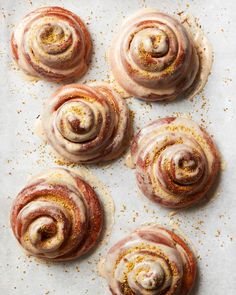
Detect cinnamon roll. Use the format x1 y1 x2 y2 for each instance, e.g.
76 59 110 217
41 83 130 164
109 9 203 101
11 6 92 81
10 168 103 261
129 117 220 208
103 225 197 295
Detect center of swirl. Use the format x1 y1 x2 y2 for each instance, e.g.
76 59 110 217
40 24 64 44
136 262 165 290
28 216 63 252
143 30 169 58
134 28 169 58
38 23 72 54
130 27 171 72
33 217 57 242
56 101 96 142
170 148 205 185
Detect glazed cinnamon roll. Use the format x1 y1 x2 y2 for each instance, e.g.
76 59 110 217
11 6 92 81
41 83 130 164
10 168 103 261
109 9 202 101
129 117 220 208
103 225 197 295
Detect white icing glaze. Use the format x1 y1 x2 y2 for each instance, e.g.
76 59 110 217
125 152 135 169
181 13 213 100
33 117 46 141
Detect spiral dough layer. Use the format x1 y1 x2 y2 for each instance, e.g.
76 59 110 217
42 83 130 164
104 225 196 295
130 117 220 208
11 6 92 81
10 168 103 261
109 9 200 101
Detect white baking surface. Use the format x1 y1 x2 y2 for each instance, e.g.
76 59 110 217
0 0 235 294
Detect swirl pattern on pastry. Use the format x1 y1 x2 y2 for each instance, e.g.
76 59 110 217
130 117 220 208
103 225 196 295
109 9 200 101
11 6 92 81
42 83 130 163
10 168 103 261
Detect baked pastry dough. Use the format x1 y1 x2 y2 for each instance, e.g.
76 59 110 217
109 9 201 101
129 117 220 208
11 6 92 81
103 225 197 294
42 83 130 164
10 168 103 261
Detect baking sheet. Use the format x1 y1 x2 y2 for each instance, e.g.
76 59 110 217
0 0 236 294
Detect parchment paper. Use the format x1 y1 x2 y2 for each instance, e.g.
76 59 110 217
0 0 235 294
